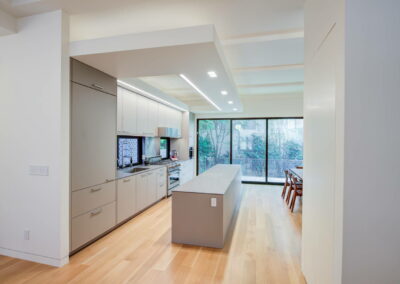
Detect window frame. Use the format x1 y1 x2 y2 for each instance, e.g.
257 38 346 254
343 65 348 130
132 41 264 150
117 135 143 168
196 117 303 185
160 137 170 160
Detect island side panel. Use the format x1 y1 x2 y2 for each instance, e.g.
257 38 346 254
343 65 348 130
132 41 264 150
172 192 224 248
222 170 242 243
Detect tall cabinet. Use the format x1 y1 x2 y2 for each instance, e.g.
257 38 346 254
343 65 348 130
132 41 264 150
70 59 117 253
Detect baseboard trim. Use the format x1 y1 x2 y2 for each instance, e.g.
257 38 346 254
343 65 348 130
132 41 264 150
0 247 69 267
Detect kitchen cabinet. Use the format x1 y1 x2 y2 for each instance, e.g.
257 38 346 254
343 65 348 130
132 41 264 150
147 171 158 204
136 172 148 212
117 176 137 223
71 181 116 218
118 86 183 137
71 59 117 96
71 83 116 191
148 99 159 136
157 168 167 200
120 88 137 134
135 168 165 212
70 59 117 253
136 94 149 136
71 202 116 252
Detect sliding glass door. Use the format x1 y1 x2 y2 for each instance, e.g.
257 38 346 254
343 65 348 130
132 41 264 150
197 118 303 184
267 119 304 183
232 119 266 182
198 119 231 174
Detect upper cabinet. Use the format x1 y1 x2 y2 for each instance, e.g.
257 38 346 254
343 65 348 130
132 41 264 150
71 59 117 96
118 86 182 137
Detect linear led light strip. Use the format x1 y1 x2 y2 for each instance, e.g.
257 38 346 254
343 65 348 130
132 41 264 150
179 74 222 111
117 80 187 112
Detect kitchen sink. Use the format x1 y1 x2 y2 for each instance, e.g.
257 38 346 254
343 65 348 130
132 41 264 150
127 167 149 173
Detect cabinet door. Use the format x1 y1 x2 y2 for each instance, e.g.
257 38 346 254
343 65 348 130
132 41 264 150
158 104 168 128
136 172 148 212
71 59 117 96
117 88 123 132
148 100 159 136
136 95 149 136
147 171 158 205
71 83 116 191
157 168 167 199
121 89 137 134
172 109 182 134
117 176 136 223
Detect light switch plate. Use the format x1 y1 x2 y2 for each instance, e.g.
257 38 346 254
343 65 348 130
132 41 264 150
29 165 49 176
211 197 217 207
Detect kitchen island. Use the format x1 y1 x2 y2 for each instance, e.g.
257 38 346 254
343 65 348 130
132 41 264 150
172 164 242 248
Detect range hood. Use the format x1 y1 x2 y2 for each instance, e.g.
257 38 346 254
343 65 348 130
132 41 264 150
158 127 181 138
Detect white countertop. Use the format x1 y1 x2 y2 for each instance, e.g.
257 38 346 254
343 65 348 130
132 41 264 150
173 164 241 195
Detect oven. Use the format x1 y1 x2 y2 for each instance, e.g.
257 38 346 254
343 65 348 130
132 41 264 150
167 165 181 196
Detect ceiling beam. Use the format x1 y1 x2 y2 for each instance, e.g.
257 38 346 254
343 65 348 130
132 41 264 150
0 8 16 36
232 63 304 73
222 29 304 46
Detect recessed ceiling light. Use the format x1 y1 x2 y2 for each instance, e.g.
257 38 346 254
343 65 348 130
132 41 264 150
228 101 233 104
117 80 186 112
179 74 222 111
221 90 228 95
207 71 218 78
233 108 238 111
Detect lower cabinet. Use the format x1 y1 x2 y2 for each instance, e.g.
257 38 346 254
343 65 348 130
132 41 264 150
71 201 116 251
157 168 167 200
136 172 149 212
117 176 137 223
180 160 195 185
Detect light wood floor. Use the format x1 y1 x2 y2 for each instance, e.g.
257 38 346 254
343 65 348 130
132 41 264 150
0 185 305 284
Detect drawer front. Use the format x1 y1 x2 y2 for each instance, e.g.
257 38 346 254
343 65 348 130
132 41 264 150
71 182 116 218
71 202 116 251
71 59 117 96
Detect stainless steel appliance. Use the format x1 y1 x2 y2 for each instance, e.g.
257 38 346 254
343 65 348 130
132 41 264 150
147 155 181 196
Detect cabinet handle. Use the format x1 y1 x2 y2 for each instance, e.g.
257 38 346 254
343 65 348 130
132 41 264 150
105 179 113 183
90 208 102 216
90 187 102 192
159 184 164 187
123 178 131 183
91 83 104 90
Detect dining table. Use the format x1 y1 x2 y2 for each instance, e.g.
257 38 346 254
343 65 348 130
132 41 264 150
289 168 303 181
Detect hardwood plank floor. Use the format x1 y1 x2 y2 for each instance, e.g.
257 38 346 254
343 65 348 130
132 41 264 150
0 184 305 284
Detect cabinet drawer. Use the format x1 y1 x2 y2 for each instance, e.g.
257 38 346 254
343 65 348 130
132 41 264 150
71 202 116 251
71 182 116 218
71 59 117 96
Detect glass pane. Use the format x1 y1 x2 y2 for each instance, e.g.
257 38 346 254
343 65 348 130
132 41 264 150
118 137 139 168
198 120 231 174
268 119 303 183
160 138 168 159
232 120 266 182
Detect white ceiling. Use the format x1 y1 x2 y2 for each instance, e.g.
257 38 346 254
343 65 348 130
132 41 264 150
1 0 305 113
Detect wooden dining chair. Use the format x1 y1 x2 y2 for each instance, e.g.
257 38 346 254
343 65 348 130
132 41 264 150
285 171 295 205
281 170 290 199
289 176 303 212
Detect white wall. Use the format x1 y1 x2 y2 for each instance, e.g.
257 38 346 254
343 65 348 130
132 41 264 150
196 94 303 119
302 0 344 283
0 11 70 267
342 1 400 283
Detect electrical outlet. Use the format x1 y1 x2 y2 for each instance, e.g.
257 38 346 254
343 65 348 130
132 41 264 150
24 230 30 240
211 198 217 207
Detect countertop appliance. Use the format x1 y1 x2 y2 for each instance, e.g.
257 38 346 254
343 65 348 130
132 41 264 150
147 155 181 196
